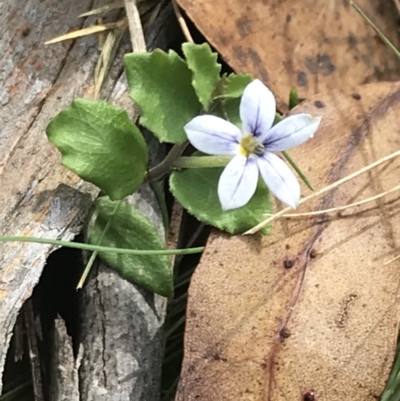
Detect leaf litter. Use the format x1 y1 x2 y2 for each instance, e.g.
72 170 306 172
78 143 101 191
173 0 400 399
177 81 400 401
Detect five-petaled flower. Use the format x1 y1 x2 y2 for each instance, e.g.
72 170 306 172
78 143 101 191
184 79 321 211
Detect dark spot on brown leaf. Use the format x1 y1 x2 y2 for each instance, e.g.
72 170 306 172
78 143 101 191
297 70 308 87
314 100 325 108
348 33 357 49
233 46 269 81
303 391 316 401
212 352 228 362
217 32 228 47
248 48 269 82
258 67 269 83
305 54 336 76
284 258 295 269
310 249 317 258
233 45 247 66
236 15 252 38
248 48 262 64
352 93 361 100
279 327 291 341
286 14 292 22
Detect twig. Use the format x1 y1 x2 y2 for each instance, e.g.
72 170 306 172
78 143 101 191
171 0 194 43
124 0 146 51
245 148 400 234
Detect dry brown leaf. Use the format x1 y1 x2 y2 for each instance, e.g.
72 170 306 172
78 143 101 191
176 81 400 401
176 0 400 109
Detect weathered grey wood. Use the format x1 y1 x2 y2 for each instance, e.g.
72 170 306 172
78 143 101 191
0 0 100 390
49 318 81 401
78 187 167 401
0 1 177 399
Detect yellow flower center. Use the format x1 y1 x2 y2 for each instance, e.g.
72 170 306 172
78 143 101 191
238 134 264 157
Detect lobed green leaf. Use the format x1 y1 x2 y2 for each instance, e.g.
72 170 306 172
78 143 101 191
215 73 252 99
182 43 221 110
124 50 201 144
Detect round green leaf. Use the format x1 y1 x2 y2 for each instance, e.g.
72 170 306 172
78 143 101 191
89 197 173 297
169 166 271 234
46 99 148 200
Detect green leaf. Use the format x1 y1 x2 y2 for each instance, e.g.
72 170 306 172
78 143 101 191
289 87 300 109
89 197 173 297
211 74 252 127
46 99 147 201
213 97 242 128
224 97 242 127
124 50 201 144
182 43 221 110
169 164 271 235
214 73 252 99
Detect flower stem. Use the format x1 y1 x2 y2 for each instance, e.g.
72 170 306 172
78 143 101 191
282 151 314 191
173 155 233 169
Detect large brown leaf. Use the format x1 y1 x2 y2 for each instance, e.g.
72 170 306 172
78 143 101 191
176 0 400 108
176 82 400 400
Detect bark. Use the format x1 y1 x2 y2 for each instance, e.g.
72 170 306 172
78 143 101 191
0 0 180 400
0 0 99 388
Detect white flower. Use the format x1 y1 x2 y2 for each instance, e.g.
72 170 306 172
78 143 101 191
184 79 321 211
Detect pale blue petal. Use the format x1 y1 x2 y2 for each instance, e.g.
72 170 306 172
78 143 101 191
240 79 276 137
218 155 259 211
264 114 321 151
184 115 241 155
257 152 300 208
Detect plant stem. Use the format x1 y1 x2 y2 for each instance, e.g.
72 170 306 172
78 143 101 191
349 1 400 60
77 200 121 289
282 151 314 191
147 142 188 181
173 155 232 169
0 236 204 256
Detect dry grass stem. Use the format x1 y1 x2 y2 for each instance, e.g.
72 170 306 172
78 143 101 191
172 0 194 43
263 184 400 219
245 148 400 234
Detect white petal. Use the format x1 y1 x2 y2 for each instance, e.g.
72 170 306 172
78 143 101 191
240 79 276 137
257 152 300 208
264 114 321 152
184 115 241 155
218 155 259 211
